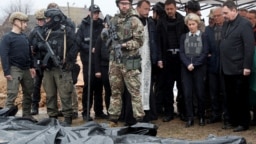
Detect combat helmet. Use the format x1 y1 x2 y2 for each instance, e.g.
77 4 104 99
44 8 65 22
9 12 29 24
185 0 200 12
44 8 66 29
115 0 133 6
89 4 101 12
35 9 46 20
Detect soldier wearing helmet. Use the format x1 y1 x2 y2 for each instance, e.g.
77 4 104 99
46 2 75 32
0 11 36 121
44 8 66 30
75 4 106 121
28 8 46 116
102 0 145 127
45 3 78 120
36 6 76 127
9 11 29 31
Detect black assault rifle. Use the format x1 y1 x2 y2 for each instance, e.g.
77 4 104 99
105 14 122 63
36 31 63 70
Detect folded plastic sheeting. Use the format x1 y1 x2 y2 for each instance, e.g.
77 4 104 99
0 117 246 144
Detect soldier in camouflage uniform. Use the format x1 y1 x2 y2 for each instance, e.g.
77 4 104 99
103 0 145 127
0 12 36 121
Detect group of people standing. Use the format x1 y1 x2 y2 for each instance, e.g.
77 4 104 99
0 0 255 132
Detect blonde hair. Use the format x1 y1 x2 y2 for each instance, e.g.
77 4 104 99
184 13 201 25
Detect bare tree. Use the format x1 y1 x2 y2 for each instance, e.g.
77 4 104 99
0 0 35 37
2 0 34 17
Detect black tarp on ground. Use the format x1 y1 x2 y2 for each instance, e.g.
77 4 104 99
0 116 246 144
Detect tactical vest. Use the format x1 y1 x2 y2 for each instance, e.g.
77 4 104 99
46 27 65 61
111 13 140 57
184 33 203 57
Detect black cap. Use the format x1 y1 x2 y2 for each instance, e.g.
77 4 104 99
89 4 101 12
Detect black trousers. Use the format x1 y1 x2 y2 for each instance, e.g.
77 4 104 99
224 74 250 128
101 65 111 111
81 63 103 116
181 65 206 118
208 72 228 118
32 69 44 104
155 54 182 117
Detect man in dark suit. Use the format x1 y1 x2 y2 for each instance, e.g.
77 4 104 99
220 1 254 132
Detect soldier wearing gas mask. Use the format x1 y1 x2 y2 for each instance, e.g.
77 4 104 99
37 8 76 126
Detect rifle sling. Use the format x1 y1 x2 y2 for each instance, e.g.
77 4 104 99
63 29 67 62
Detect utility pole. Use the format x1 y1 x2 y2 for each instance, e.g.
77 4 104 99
67 2 70 18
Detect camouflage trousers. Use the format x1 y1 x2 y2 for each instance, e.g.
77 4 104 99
108 61 145 120
5 66 34 116
43 68 73 118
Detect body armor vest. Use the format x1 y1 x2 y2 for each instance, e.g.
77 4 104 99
111 12 139 57
184 33 203 57
46 27 65 61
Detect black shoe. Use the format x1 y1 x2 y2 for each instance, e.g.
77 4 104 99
83 115 93 121
185 119 194 128
233 125 248 132
72 112 78 119
124 121 137 126
22 115 38 122
199 118 205 126
95 113 108 119
162 116 174 122
207 116 221 124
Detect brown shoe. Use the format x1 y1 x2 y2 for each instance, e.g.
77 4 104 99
109 121 118 127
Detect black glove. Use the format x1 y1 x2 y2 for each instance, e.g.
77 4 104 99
37 42 47 52
71 64 80 84
63 62 74 71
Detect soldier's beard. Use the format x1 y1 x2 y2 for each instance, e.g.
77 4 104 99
120 8 130 15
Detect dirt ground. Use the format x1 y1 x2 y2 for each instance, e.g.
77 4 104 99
0 64 256 143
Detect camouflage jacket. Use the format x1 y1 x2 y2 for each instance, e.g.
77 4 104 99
110 8 144 57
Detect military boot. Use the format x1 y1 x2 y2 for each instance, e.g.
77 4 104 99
61 117 72 127
31 103 39 115
109 119 118 127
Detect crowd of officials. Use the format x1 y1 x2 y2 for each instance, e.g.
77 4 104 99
0 0 256 132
